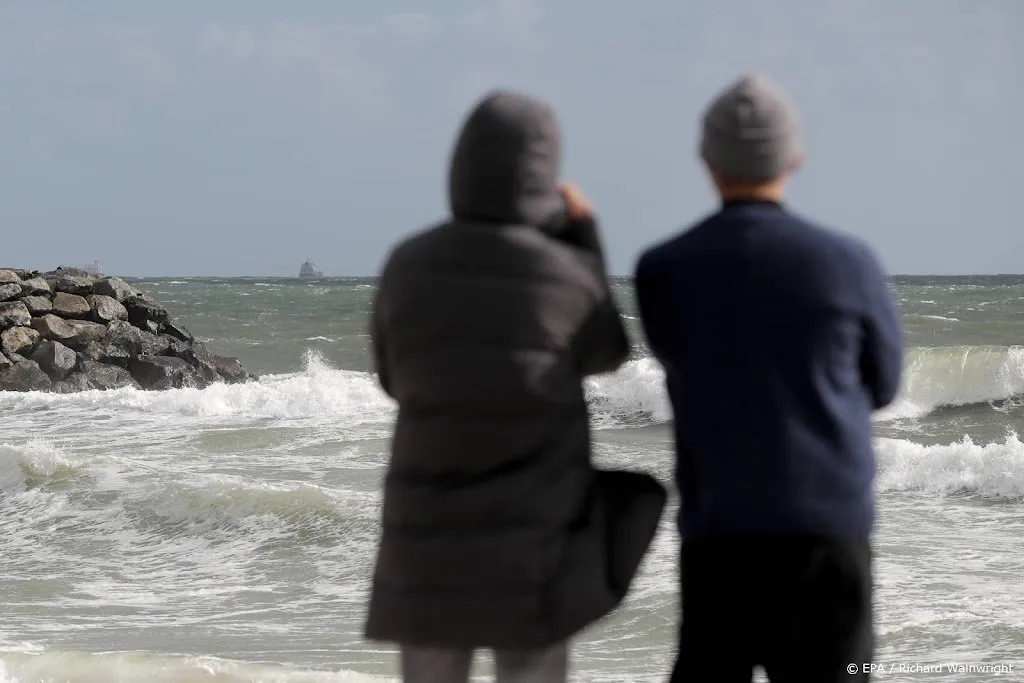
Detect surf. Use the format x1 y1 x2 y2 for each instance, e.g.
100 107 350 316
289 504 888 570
0 650 393 683
5 345 1024 431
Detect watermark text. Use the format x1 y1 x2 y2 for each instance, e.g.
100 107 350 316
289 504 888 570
847 662 1015 675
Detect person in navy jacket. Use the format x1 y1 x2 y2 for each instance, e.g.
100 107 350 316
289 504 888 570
634 74 904 682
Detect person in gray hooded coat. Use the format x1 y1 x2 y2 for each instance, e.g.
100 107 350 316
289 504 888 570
365 90 666 682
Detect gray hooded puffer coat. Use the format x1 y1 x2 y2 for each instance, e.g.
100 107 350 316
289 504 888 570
365 90 666 648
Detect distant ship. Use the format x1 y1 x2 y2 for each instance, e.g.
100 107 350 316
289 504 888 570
299 258 324 279
81 260 102 276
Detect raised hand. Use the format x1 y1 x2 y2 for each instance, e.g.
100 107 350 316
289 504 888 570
558 182 593 222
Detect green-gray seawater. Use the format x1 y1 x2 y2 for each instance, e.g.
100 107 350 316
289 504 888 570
2 276 1023 682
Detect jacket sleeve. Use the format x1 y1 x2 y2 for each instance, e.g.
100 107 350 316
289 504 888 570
634 251 669 366
561 218 629 376
573 289 630 376
369 284 394 398
859 248 904 409
556 215 605 262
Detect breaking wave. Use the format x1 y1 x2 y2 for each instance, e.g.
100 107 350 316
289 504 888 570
4 432 1023 533
878 345 1024 421
585 345 1024 427
0 651 392 683
876 432 1024 499
0 351 391 422
4 346 1024 433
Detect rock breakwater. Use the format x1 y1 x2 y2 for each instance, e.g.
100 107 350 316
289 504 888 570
0 266 254 392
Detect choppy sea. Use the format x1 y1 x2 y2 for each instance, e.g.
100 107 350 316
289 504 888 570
3 276 1023 682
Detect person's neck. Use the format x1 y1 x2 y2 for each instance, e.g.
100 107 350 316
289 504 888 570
717 185 785 204
713 173 788 205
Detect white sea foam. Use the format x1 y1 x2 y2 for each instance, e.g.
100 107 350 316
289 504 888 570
0 351 394 425
4 348 1024 507
876 432 1024 498
907 313 961 323
4 346 1024 437
879 345 1024 420
588 346 1024 426
0 441 76 494
585 357 671 427
3 429 1020 566
0 651 393 683
3 347 1023 683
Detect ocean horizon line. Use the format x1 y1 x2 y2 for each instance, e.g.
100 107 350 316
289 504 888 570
106 272 1024 280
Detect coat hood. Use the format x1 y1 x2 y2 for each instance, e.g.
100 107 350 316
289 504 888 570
448 90 565 229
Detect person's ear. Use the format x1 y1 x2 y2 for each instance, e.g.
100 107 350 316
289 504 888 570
788 150 805 175
702 164 725 193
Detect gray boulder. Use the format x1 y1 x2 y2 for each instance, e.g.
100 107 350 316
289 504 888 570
55 274 95 295
92 277 138 303
64 320 107 349
0 359 52 392
20 296 53 315
175 343 219 385
99 321 169 358
19 277 52 296
163 335 191 358
130 355 194 390
185 343 249 384
139 330 171 356
191 360 220 386
88 294 128 324
0 283 22 302
163 321 194 342
126 295 169 329
78 360 141 390
79 341 131 368
53 292 92 319
1 267 252 392
1 326 40 356
212 354 249 383
53 265 96 278
31 314 77 344
134 291 162 307
103 320 145 356
29 340 77 380
0 302 32 329
52 373 95 394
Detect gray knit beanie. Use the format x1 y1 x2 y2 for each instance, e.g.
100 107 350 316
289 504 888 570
700 74 802 182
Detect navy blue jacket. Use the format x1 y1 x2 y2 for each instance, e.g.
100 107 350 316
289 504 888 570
634 199 903 540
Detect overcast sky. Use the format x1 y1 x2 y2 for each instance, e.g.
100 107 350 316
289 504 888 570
0 0 1020 277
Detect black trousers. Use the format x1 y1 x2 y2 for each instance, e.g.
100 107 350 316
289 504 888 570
670 535 873 683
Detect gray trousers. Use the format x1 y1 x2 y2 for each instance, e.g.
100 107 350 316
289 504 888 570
400 643 567 683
